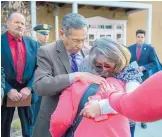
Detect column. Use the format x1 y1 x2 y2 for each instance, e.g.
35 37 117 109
30 1 36 39
54 4 59 40
146 7 152 44
72 2 78 13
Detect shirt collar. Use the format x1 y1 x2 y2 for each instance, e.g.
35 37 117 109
66 50 81 57
137 43 144 47
8 32 22 42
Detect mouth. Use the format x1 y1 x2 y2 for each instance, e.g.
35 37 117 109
16 28 23 32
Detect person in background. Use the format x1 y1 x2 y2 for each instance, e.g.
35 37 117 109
1 12 39 137
128 29 158 130
32 13 109 137
33 24 52 46
32 24 52 124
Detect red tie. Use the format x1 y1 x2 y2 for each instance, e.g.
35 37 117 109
15 38 25 83
137 45 141 61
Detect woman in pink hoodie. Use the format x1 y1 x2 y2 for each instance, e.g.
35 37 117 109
50 37 143 137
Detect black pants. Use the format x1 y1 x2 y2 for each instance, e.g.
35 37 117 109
1 105 34 137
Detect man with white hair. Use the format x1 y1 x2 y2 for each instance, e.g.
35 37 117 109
32 13 108 137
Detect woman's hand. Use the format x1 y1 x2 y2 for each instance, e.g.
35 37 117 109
80 100 101 118
100 83 118 93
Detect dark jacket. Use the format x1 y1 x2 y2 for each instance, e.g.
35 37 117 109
128 43 157 81
1 32 40 103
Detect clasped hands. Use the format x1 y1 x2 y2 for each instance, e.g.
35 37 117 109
7 87 31 101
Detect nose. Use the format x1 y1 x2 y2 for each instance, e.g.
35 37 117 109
18 23 23 28
77 41 84 48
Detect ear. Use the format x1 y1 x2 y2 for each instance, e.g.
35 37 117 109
6 20 10 28
60 29 65 36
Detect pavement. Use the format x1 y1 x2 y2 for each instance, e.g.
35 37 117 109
135 120 162 137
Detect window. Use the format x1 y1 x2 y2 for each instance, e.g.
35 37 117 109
105 25 112 29
100 35 105 37
117 34 122 39
89 34 95 40
89 24 96 28
98 25 104 29
116 25 122 29
106 35 111 37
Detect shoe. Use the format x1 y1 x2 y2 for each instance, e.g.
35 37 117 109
141 123 147 129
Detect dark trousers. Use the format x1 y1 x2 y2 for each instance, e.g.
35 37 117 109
1 105 34 137
130 125 136 137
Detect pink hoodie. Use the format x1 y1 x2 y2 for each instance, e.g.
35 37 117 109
50 77 131 137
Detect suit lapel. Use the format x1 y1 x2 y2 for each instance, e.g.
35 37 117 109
56 40 71 73
80 49 85 58
132 44 138 61
138 44 146 61
2 33 16 72
22 37 30 78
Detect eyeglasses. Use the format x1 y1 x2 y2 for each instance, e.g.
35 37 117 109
66 36 87 46
92 59 115 75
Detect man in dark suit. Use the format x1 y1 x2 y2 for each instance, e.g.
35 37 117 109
1 12 39 137
32 13 108 137
128 29 157 131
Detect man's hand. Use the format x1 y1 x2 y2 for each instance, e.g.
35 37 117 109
80 101 101 118
7 89 22 101
19 87 31 100
138 66 144 72
74 72 109 91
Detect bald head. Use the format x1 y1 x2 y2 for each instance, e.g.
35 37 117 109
7 12 26 37
8 12 25 21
